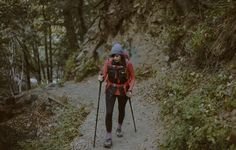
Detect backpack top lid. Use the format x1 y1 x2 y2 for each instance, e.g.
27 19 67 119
110 43 124 56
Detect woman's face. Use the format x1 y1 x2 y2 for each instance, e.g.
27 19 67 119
112 54 121 62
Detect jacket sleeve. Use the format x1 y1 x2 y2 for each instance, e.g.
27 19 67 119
127 61 135 91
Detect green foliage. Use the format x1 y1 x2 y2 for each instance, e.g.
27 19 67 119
57 79 65 87
64 55 100 82
161 0 236 66
157 71 236 150
75 59 100 82
19 105 88 150
64 56 77 80
185 24 215 56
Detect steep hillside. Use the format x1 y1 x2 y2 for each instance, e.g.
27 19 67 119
1 0 235 149
72 0 236 149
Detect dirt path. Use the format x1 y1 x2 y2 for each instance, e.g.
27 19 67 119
47 76 162 150
45 38 165 149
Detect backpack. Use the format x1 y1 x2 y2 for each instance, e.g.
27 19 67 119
107 60 129 84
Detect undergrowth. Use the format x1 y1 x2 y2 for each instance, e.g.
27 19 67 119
64 54 100 82
19 105 89 150
64 56 77 80
75 59 100 82
154 1 236 149
135 64 157 81
155 70 236 150
163 0 236 67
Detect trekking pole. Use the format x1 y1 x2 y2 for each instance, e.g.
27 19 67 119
93 81 102 148
128 98 137 132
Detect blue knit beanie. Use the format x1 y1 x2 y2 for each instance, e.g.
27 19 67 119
110 43 124 56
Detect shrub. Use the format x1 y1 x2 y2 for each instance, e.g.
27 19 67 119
64 56 76 80
158 71 236 150
75 59 100 82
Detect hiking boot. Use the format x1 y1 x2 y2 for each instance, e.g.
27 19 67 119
104 138 112 148
116 128 123 137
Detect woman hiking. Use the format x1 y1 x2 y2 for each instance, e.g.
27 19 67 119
98 43 135 148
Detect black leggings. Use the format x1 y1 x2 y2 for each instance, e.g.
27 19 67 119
105 94 128 132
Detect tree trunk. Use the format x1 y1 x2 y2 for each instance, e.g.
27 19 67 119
77 0 87 42
41 61 46 81
101 0 112 33
44 28 50 83
22 44 31 90
32 42 41 84
63 7 79 55
15 37 31 90
19 60 24 92
43 5 50 83
8 40 17 94
49 25 53 82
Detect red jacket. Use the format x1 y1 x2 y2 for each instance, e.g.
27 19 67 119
102 58 135 95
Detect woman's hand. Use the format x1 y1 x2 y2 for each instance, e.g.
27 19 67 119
126 90 132 98
98 74 104 82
